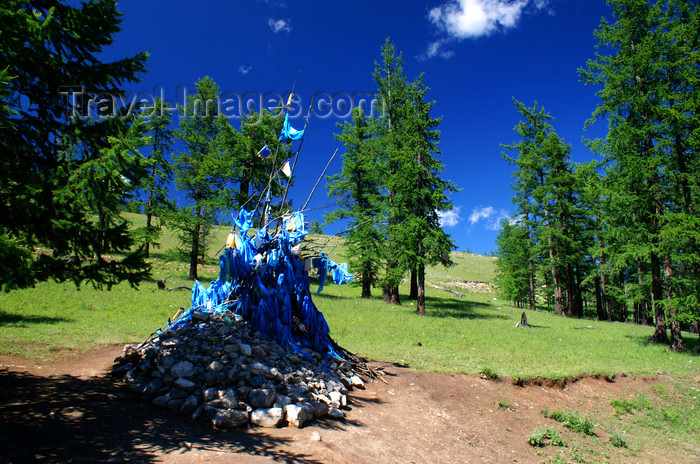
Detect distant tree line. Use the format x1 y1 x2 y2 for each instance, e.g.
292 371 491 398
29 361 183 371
325 40 457 315
495 0 700 352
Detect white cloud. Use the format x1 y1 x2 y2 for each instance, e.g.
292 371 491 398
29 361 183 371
428 0 549 42
268 18 291 33
425 39 455 60
238 65 252 75
469 206 496 224
438 206 462 227
469 206 512 230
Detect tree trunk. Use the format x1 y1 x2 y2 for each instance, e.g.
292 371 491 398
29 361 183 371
595 276 606 321
565 263 575 318
145 198 152 258
648 251 668 343
664 254 684 351
416 263 426 315
544 210 563 315
409 268 418 300
391 285 400 305
382 284 391 302
361 276 372 298
189 206 201 281
574 267 584 318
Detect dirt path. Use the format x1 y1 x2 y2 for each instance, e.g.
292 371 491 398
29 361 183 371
0 347 682 463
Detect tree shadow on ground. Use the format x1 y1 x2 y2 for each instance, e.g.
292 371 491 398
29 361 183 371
0 310 72 327
0 369 327 463
624 333 699 354
423 296 510 320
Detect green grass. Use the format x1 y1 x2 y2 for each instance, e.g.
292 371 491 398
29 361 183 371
496 398 515 411
542 409 596 436
529 426 566 447
610 394 654 415
315 282 699 378
1 212 699 381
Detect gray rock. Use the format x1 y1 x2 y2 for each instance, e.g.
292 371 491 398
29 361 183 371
168 398 184 412
161 338 180 348
174 377 196 391
179 395 198 416
192 311 210 322
208 361 224 372
203 387 218 402
328 390 346 408
328 407 346 420
171 360 195 378
284 404 311 428
350 375 365 389
210 409 249 428
250 407 285 428
141 378 164 396
311 401 329 418
191 404 204 420
218 388 238 409
248 388 276 409
152 394 169 408
240 343 252 357
169 388 188 400
251 345 266 358
223 344 239 354
274 394 292 408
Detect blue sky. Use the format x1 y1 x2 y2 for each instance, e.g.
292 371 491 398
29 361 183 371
100 0 613 255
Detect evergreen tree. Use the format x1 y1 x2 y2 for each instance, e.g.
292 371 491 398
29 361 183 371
372 39 457 312
221 107 291 214
581 0 700 350
326 108 385 298
495 220 531 308
139 98 174 257
373 39 410 305
172 77 235 280
393 74 457 315
501 99 552 312
0 0 150 290
309 219 324 235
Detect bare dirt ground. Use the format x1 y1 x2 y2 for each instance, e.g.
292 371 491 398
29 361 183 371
0 346 687 464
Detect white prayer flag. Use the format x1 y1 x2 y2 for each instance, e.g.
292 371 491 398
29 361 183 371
281 159 292 177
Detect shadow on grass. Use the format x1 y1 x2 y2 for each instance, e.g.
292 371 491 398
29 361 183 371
423 296 510 320
624 333 700 354
0 369 327 463
0 311 72 327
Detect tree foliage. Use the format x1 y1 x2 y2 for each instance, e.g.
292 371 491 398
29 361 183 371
0 0 150 291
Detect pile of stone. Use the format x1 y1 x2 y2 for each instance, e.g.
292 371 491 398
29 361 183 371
112 310 370 429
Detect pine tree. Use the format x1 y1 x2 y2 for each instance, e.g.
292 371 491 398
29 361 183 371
222 107 291 213
326 108 385 298
393 74 457 315
501 99 552 312
373 39 410 305
581 0 700 350
172 77 235 281
495 220 531 308
0 0 150 290
139 98 174 257
372 39 457 312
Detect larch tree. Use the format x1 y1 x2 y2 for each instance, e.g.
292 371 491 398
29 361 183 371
172 76 235 281
581 0 700 350
326 108 385 298
139 97 174 258
501 99 552 313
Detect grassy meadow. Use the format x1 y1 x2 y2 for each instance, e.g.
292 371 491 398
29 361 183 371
0 212 697 378
2 213 698 462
